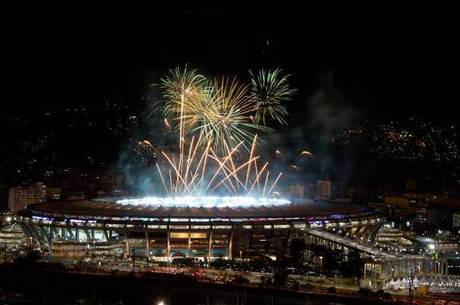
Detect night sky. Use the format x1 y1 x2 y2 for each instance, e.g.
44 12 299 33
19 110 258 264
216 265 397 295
1 7 459 190
3 7 458 120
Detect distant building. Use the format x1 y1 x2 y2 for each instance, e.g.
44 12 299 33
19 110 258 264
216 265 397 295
383 196 417 218
46 187 62 200
316 180 348 200
288 184 305 198
427 208 454 229
8 183 47 212
316 180 331 199
453 213 460 229
348 185 368 203
304 183 317 199
415 207 428 224
66 192 86 200
376 226 413 246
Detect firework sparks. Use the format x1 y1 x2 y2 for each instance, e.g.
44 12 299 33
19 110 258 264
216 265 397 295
249 68 296 125
135 140 157 166
149 66 295 199
294 150 314 163
189 77 271 153
159 66 295 149
156 135 283 197
275 149 283 158
161 67 274 154
164 118 171 130
160 65 206 121
300 150 314 157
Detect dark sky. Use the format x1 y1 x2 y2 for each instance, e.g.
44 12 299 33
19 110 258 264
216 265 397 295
3 6 459 121
1 6 459 193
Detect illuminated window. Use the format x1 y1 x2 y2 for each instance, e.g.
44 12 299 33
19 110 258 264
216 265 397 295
170 232 189 239
190 233 207 239
274 224 290 229
191 225 211 230
212 225 232 230
293 223 306 229
106 224 123 228
170 232 207 239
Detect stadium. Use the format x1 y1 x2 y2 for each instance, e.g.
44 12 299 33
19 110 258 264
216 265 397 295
13 196 383 260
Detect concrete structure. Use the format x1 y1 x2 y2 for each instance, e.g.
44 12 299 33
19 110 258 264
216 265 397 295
302 228 441 281
383 196 417 217
8 183 46 213
0 223 27 250
14 198 382 261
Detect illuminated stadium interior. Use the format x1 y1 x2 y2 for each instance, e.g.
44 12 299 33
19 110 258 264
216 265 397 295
114 196 291 208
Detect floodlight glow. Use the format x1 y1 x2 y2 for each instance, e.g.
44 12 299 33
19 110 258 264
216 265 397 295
115 196 290 208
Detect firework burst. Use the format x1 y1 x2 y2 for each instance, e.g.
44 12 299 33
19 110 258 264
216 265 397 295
144 66 298 198
158 66 295 155
189 77 271 153
160 65 206 119
249 68 296 125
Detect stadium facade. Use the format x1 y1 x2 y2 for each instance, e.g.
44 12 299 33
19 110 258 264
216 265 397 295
14 197 383 260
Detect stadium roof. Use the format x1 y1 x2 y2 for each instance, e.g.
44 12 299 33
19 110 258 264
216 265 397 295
20 198 375 220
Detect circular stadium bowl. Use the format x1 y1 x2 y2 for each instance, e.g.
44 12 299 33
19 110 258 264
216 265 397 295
15 197 382 260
